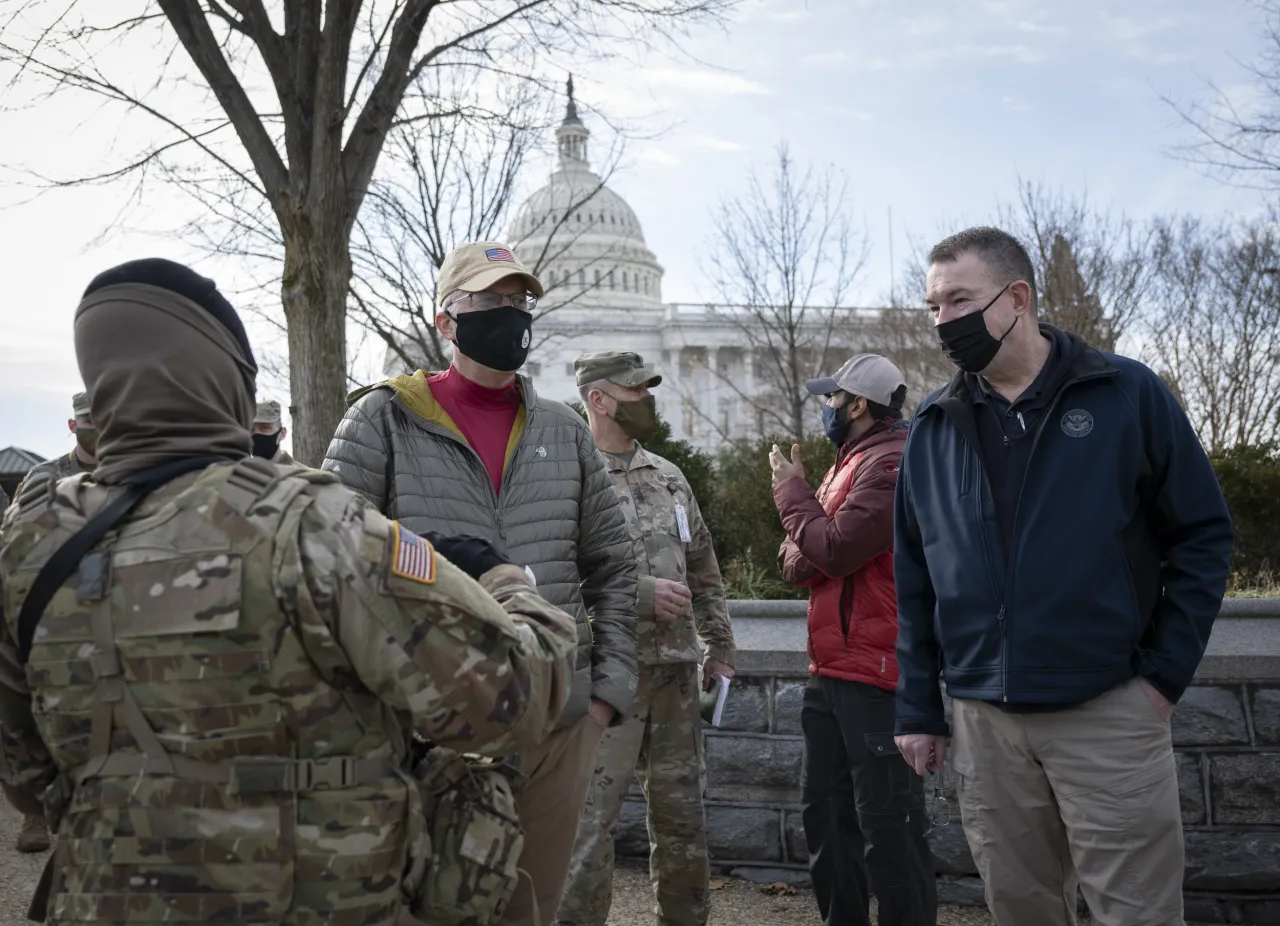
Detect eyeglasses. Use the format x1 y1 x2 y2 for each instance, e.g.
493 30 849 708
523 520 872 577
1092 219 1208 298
925 766 953 834
447 291 537 314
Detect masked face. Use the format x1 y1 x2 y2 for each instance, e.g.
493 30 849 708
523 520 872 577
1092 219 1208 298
933 282 1018 373
445 291 535 373
74 426 98 457
821 395 861 447
610 394 657 440
251 429 282 460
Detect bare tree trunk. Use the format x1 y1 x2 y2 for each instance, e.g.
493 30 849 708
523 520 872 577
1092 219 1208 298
281 208 352 466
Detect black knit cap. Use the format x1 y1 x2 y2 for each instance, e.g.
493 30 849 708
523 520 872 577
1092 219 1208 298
83 258 257 370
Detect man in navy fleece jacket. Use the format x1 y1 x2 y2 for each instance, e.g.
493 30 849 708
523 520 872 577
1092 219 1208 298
893 227 1232 926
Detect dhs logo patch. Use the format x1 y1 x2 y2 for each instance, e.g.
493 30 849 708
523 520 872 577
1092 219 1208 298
1061 409 1094 438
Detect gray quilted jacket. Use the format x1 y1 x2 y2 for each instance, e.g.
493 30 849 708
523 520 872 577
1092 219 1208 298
321 370 638 729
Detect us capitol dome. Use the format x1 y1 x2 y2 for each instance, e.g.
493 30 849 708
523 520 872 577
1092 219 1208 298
505 79 808 450
508 77 665 312
385 79 863 450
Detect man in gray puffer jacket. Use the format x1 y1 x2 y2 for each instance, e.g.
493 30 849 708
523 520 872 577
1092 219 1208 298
322 240 638 926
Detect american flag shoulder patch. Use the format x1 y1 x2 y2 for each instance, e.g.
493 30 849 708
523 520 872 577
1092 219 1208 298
390 522 436 585
485 247 514 262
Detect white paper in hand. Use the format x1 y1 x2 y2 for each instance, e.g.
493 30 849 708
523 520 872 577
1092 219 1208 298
698 672 731 727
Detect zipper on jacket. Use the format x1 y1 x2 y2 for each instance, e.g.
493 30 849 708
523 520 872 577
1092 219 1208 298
1000 368 1115 702
997 605 1008 702
418 410 533 532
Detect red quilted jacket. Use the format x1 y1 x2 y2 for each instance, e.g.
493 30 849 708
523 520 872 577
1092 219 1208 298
775 419 907 691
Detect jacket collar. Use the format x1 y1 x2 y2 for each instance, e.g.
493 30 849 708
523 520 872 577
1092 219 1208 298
836 417 908 465
918 324 1114 418
603 442 659 474
346 368 538 423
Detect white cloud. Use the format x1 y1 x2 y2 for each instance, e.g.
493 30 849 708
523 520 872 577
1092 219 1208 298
643 69 771 96
1101 13 1193 42
638 148 683 166
800 49 850 69
1000 94 1033 113
848 43 1047 72
901 14 951 37
688 134 747 151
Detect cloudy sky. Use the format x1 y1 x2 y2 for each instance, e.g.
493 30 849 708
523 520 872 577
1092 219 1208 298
0 0 1270 459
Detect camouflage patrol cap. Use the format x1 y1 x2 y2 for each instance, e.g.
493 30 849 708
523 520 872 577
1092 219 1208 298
72 391 91 417
574 351 662 389
254 399 283 427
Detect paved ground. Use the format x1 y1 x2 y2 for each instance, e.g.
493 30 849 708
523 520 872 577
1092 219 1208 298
0 800 50 926
0 799 1213 926
605 862 1010 925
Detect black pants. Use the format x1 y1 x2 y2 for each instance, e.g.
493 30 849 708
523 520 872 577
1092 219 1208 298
800 675 936 926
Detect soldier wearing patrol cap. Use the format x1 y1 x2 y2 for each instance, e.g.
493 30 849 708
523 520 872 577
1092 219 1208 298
11 392 97 506
3 392 97 853
251 399 295 465
0 257 578 925
559 350 736 926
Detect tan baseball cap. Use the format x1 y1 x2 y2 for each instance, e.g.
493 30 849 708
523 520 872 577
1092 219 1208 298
437 241 544 308
806 354 907 409
71 391 91 417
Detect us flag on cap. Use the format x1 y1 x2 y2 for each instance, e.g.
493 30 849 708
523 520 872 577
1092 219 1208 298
485 247 514 262
390 523 436 585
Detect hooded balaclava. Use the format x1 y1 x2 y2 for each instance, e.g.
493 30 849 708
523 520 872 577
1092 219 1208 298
74 258 258 484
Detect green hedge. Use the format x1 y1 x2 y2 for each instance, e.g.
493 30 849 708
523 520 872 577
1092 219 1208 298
580 408 1279 599
1210 443 1280 592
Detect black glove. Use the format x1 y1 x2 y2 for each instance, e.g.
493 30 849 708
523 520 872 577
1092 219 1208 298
421 532 512 580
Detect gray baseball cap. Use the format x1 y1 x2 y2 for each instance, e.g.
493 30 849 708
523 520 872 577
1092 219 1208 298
806 354 906 409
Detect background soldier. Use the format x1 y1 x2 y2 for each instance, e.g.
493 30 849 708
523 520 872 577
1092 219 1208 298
252 398 295 464
0 258 578 926
559 351 736 926
12 392 96 501
2 390 95 853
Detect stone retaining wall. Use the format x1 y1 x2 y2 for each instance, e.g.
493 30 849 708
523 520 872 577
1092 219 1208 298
613 600 1280 924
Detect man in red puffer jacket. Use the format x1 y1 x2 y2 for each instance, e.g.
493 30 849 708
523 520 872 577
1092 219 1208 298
770 353 935 926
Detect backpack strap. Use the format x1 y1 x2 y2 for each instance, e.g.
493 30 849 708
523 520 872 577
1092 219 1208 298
16 455 227 664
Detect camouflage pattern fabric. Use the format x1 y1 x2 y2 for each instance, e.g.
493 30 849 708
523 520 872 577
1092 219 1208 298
10 452 93 503
598 445 734 666
557 663 708 926
0 458 577 926
410 747 524 925
558 444 731 926
274 448 296 466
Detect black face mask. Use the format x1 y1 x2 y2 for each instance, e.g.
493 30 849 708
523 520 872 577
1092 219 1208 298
251 429 281 460
935 282 1018 373
447 306 532 373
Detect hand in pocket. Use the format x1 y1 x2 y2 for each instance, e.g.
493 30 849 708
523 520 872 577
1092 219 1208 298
1139 678 1174 724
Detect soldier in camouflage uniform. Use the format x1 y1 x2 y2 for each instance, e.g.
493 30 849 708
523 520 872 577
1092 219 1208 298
251 398 296 465
558 351 736 926
0 257 578 926
3 391 94 853
11 392 97 505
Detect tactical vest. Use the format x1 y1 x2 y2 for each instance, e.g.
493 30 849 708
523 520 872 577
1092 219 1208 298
2 459 420 925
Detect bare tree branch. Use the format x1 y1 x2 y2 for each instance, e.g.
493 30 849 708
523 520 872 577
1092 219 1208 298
1145 211 1280 452
686 143 868 442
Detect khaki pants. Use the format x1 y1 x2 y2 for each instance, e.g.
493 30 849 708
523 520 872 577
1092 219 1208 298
498 712 607 926
950 678 1184 926
557 663 709 926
